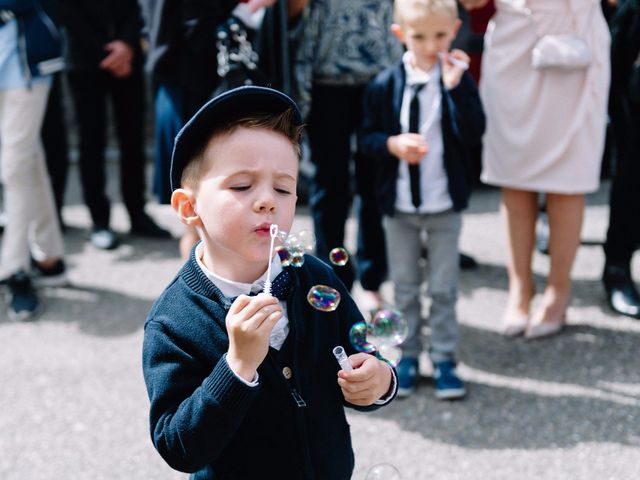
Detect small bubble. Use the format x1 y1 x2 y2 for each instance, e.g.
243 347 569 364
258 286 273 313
377 345 402 367
329 247 349 266
349 322 376 353
275 246 292 266
298 229 316 253
276 229 289 243
365 463 402 480
307 285 341 312
290 250 305 267
284 233 301 250
368 309 408 347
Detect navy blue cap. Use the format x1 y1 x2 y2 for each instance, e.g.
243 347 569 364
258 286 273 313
170 86 303 191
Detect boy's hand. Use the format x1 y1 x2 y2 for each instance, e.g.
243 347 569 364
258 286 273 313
441 49 470 91
387 133 429 164
226 293 282 382
337 353 393 406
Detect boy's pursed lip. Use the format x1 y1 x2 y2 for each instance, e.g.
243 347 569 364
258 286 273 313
254 222 274 236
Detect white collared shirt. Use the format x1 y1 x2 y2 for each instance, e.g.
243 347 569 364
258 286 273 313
395 51 453 214
195 242 290 351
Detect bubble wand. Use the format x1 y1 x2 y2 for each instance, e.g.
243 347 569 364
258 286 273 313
263 224 279 295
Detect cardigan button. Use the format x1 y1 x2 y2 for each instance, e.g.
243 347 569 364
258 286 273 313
282 367 293 379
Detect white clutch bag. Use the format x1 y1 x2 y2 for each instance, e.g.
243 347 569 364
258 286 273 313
531 34 592 71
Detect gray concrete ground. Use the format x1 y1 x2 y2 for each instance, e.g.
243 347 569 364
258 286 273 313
1 164 639 479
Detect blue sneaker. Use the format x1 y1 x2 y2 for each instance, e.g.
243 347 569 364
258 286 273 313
433 360 466 400
6 271 39 322
396 357 418 398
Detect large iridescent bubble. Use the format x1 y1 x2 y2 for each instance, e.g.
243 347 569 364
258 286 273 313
348 322 376 354
307 285 340 312
367 309 408 347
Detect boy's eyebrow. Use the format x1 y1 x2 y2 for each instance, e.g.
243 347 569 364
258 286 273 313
225 169 297 182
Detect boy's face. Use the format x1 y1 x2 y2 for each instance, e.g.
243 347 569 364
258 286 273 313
393 11 461 72
180 127 298 281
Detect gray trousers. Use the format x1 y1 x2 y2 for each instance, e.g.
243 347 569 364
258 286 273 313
383 210 461 363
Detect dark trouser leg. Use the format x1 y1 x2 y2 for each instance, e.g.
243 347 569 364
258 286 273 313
307 84 357 289
354 146 387 291
67 71 110 228
41 73 69 219
110 67 147 220
604 97 640 266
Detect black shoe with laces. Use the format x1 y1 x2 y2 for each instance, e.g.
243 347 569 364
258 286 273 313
130 213 172 239
90 227 119 250
6 271 39 321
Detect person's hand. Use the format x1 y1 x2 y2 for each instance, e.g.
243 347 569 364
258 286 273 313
459 0 491 10
441 49 470 90
337 353 393 406
387 133 429 164
246 0 278 13
226 293 283 381
100 40 134 78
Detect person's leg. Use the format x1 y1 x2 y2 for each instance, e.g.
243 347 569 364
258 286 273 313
602 98 640 317
500 187 538 333
529 192 584 331
110 67 146 220
0 82 60 319
67 70 111 229
383 212 423 396
424 210 462 364
307 83 355 289
41 73 69 223
384 213 424 359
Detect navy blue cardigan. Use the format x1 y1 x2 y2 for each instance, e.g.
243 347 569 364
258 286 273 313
142 250 391 479
358 61 485 215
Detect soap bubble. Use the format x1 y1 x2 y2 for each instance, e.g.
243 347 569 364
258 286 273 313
276 229 289 243
365 463 401 480
329 247 349 266
307 285 340 312
377 345 402 367
290 250 305 267
367 309 408 347
348 322 376 354
298 229 316 253
275 246 292 266
284 233 301 250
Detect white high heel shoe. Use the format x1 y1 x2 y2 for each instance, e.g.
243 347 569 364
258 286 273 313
501 311 529 337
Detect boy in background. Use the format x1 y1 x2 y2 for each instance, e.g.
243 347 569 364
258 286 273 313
359 0 485 399
142 86 396 479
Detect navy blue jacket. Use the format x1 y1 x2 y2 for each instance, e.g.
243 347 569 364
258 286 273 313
142 250 392 479
358 61 485 215
0 0 64 81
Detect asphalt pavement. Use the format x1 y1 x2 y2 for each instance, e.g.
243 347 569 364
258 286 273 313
1 164 639 480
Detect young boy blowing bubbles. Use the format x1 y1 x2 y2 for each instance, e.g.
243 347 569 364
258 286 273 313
142 86 396 479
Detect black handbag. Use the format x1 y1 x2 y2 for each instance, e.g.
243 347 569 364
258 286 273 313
211 16 268 99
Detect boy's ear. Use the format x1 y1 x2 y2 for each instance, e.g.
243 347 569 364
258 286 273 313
391 23 405 43
452 18 462 37
171 188 202 227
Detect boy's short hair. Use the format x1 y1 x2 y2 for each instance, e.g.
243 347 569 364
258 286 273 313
394 0 458 25
170 86 304 191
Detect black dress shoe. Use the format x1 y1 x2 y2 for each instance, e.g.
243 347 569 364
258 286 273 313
603 264 640 319
130 213 172 239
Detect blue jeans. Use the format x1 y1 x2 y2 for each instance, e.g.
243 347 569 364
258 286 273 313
383 210 461 363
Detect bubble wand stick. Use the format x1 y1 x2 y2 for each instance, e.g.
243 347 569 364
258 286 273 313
263 224 279 295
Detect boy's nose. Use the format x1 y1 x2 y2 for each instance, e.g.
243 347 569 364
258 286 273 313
254 190 276 212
